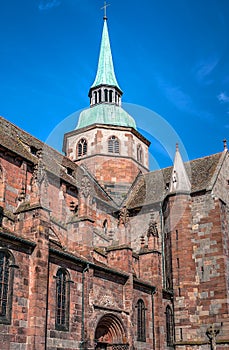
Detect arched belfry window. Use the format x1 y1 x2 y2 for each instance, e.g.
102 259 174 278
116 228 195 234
104 89 108 102
0 249 15 324
77 139 87 157
94 91 98 104
109 90 113 103
55 268 71 331
98 89 102 103
137 145 143 164
137 299 146 342
166 305 174 346
108 136 120 154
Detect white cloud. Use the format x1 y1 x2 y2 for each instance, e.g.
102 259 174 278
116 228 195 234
38 0 61 11
193 55 219 85
217 92 229 103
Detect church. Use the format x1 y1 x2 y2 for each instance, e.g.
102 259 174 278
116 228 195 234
0 9 229 350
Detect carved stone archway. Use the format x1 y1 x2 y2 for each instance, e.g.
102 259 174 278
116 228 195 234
94 313 129 350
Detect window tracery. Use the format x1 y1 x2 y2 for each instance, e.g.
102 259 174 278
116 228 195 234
77 139 87 157
108 136 119 154
55 268 70 331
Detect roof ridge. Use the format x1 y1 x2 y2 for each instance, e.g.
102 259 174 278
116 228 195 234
206 149 228 191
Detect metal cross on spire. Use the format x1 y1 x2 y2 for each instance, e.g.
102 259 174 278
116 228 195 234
101 0 110 20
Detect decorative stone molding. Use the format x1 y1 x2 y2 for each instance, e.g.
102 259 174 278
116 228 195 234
81 176 91 198
147 219 158 238
118 206 129 227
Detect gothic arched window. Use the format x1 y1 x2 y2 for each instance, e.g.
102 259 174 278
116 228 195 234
77 139 87 157
137 145 143 164
166 305 174 346
108 136 120 154
0 249 15 324
55 268 70 331
137 299 146 342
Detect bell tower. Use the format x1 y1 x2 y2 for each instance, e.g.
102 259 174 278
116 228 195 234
63 12 150 203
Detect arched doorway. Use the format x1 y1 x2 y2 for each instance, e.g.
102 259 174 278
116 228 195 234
94 313 129 350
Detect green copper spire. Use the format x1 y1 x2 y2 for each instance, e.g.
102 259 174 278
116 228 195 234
76 10 137 131
91 18 121 90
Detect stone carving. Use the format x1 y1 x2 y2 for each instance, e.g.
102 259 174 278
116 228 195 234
31 152 49 199
81 176 91 198
147 219 158 237
100 295 116 308
118 206 129 227
17 186 26 202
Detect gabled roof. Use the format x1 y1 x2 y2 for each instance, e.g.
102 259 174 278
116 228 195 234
126 152 223 209
0 116 117 207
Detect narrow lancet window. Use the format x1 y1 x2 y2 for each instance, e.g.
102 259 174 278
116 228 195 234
55 268 70 331
0 249 15 324
137 299 146 342
166 305 174 346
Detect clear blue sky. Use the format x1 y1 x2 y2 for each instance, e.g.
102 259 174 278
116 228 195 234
1 0 229 169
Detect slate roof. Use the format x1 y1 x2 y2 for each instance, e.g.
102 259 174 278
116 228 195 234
125 152 223 209
0 116 224 211
0 116 116 206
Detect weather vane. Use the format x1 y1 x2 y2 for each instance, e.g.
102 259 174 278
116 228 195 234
101 0 110 20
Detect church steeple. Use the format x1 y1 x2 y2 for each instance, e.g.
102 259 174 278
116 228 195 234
89 16 122 107
75 7 137 130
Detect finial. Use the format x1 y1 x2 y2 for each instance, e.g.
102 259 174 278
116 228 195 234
101 0 110 20
176 142 179 152
223 139 227 150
